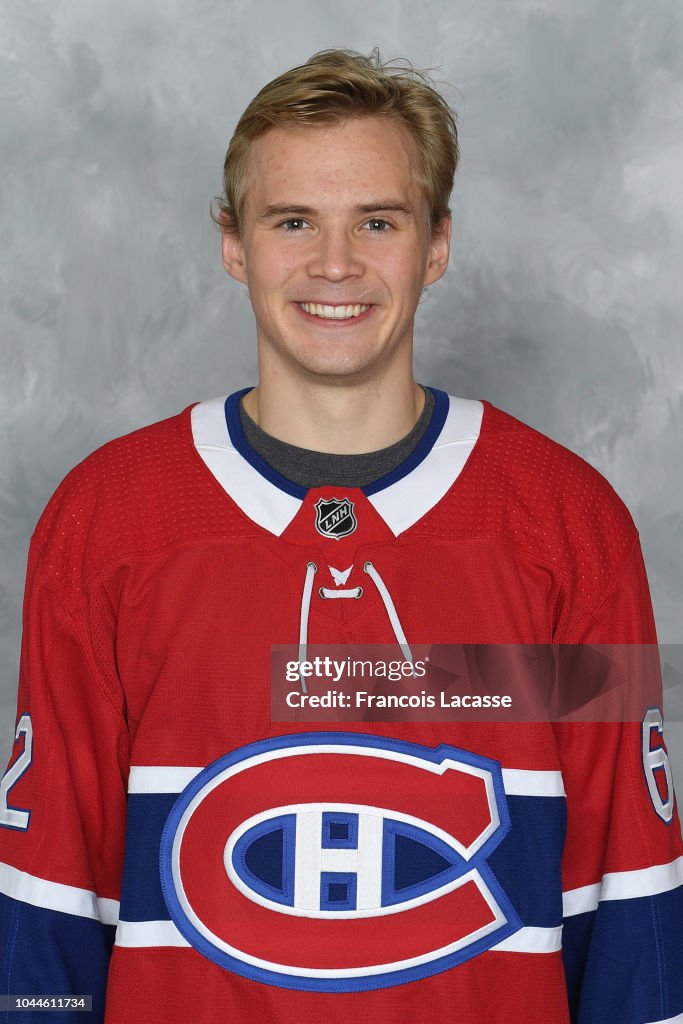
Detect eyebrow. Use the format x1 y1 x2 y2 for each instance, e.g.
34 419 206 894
258 201 415 221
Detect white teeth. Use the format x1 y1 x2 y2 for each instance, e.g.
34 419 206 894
299 302 370 319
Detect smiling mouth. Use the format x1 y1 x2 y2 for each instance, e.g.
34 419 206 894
298 302 371 320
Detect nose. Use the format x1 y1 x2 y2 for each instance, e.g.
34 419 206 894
307 226 363 281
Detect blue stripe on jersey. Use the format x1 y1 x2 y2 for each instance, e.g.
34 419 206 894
120 791 567 927
563 909 593 1022
362 388 449 496
224 389 307 499
0 893 113 1023
563 886 683 1024
119 793 177 922
488 795 566 927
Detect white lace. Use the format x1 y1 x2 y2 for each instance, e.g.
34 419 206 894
298 562 318 692
297 560 413 690
361 561 413 664
318 587 363 599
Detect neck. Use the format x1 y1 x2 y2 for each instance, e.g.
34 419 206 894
243 369 424 455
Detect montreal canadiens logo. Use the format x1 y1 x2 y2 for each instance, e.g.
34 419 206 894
159 733 519 992
314 497 357 539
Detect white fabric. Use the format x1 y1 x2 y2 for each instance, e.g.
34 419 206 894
191 394 483 538
367 397 483 536
0 859 119 925
128 765 566 798
115 917 561 956
191 398 302 536
491 925 563 953
562 856 683 917
500 768 566 797
116 918 189 947
128 765 201 793
329 565 354 586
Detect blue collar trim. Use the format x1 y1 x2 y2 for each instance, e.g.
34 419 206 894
362 388 448 496
223 387 448 499
224 388 307 499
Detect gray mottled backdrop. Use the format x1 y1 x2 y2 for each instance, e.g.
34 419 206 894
2 0 682 793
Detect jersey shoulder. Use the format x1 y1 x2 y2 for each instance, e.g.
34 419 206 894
418 399 641 613
483 400 637 535
30 405 254 604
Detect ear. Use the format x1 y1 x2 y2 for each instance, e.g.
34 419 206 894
222 228 248 285
422 214 452 287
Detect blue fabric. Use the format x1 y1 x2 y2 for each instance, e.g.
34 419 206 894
232 813 296 907
563 886 683 1024
0 893 113 1023
487 795 566 927
118 793 176 921
122 789 566 927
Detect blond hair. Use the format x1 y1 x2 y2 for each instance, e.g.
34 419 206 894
212 48 459 236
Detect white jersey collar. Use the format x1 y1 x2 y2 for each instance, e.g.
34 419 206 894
191 390 483 538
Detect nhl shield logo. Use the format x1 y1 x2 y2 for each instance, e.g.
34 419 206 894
314 497 357 539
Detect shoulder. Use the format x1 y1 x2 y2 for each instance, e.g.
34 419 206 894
30 404 249 599
33 408 192 540
478 400 636 532
483 402 640 599
420 397 640 611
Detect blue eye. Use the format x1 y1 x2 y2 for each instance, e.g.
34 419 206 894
366 219 390 232
282 219 308 232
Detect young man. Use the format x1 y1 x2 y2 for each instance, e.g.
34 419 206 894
1 48 681 1024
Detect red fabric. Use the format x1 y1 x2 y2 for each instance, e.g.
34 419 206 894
2 399 680 1023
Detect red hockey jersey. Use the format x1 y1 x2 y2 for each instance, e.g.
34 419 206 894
1 389 681 1023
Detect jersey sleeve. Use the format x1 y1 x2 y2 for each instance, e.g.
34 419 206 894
0 541 129 1022
557 540 683 1024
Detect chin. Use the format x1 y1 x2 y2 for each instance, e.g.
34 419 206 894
297 361 385 387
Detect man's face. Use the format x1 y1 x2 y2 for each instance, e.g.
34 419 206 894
223 116 451 384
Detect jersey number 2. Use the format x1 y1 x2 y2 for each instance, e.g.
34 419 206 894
0 714 33 831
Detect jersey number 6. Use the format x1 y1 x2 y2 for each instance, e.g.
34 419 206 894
642 707 675 824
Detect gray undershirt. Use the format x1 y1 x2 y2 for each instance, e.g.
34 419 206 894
239 386 435 488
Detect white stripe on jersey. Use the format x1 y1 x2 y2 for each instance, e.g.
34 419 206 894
128 763 565 797
563 855 683 917
128 764 201 793
500 768 565 797
0 860 119 925
115 919 564 955
116 919 190 947
491 926 562 953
